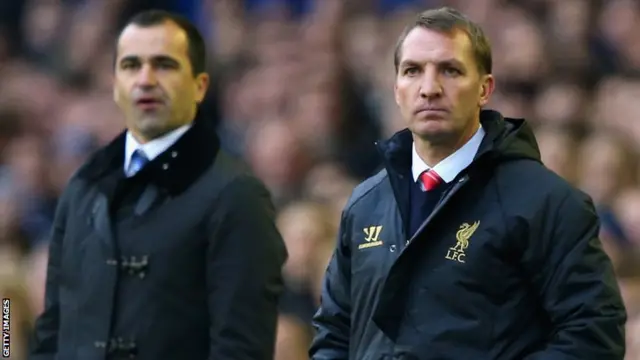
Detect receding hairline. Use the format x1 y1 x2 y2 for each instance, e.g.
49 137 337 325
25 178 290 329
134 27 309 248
114 20 193 69
396 26 477 65
393 8 492 75
117 19 188 45
114 10 207 76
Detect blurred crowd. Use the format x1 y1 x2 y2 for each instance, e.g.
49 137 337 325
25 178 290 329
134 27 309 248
0 0 639 359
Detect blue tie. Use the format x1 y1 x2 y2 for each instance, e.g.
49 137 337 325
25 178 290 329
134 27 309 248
128 149 149 176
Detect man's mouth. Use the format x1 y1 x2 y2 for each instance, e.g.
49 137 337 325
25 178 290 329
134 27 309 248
135 98 164 109
415 106 448 114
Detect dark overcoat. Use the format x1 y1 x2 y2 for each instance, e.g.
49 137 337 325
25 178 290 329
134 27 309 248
29 114 287 360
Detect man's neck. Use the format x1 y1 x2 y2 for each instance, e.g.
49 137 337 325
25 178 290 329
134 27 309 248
414 122 480 167
130 121 194 145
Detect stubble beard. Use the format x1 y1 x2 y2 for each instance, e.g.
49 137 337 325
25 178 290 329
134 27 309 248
131 111 173 142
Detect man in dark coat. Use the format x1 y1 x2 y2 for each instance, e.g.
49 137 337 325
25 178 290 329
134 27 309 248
310 7 626 360
28 10 287 360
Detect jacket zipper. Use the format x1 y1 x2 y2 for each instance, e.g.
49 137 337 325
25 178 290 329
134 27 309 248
375 142 411 243
404 175 470 248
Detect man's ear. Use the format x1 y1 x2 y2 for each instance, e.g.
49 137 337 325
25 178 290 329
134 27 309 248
394 82 400 107
479 74 495 107
195 72 210 104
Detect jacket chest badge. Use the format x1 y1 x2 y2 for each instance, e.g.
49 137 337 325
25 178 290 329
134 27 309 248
445 221 480 263
359 226 384 249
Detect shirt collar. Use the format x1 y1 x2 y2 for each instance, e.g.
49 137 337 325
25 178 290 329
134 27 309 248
124 124 191 172
412 125 485 183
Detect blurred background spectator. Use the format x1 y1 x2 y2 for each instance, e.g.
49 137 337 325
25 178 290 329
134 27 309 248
0 0 639 359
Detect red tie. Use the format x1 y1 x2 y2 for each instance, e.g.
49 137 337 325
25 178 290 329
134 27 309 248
420 169 443 191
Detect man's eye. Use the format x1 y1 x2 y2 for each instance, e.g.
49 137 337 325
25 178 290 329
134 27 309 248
443 67 461 76
404 67 418 75
121 63 137 70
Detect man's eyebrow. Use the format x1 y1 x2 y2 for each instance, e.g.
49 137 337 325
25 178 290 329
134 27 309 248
151 55 180 64
399 60 421 68
399 58 467 68
118 55 139 64
438 58 466 68
118 55 181 64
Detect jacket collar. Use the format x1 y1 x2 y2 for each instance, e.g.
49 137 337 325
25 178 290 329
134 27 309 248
376 109 507 176
77 111 220 196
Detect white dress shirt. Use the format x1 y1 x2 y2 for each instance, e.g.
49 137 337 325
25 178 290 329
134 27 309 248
411 126 485 189
124 124 191 177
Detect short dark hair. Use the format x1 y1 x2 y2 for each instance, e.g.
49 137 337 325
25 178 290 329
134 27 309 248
115 9 207 76
393 7 492 75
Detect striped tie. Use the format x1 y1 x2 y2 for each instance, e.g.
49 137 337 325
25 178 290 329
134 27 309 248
420 169 443 191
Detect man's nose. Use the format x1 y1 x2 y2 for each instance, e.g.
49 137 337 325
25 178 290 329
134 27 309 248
419 71 442 98
136 65 158 87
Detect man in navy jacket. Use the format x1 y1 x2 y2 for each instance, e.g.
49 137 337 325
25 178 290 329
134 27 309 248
310 6 626 360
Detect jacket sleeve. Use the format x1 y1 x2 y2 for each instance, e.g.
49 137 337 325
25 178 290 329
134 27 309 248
28 187 70 360
521 190 627 360
309 211 351 360
206 175 287 360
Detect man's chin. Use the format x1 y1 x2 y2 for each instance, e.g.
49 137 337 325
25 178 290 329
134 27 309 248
411 120 453 141
411 119 451 137
134 118 171 141
136 108 170 122
135 107 164 118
